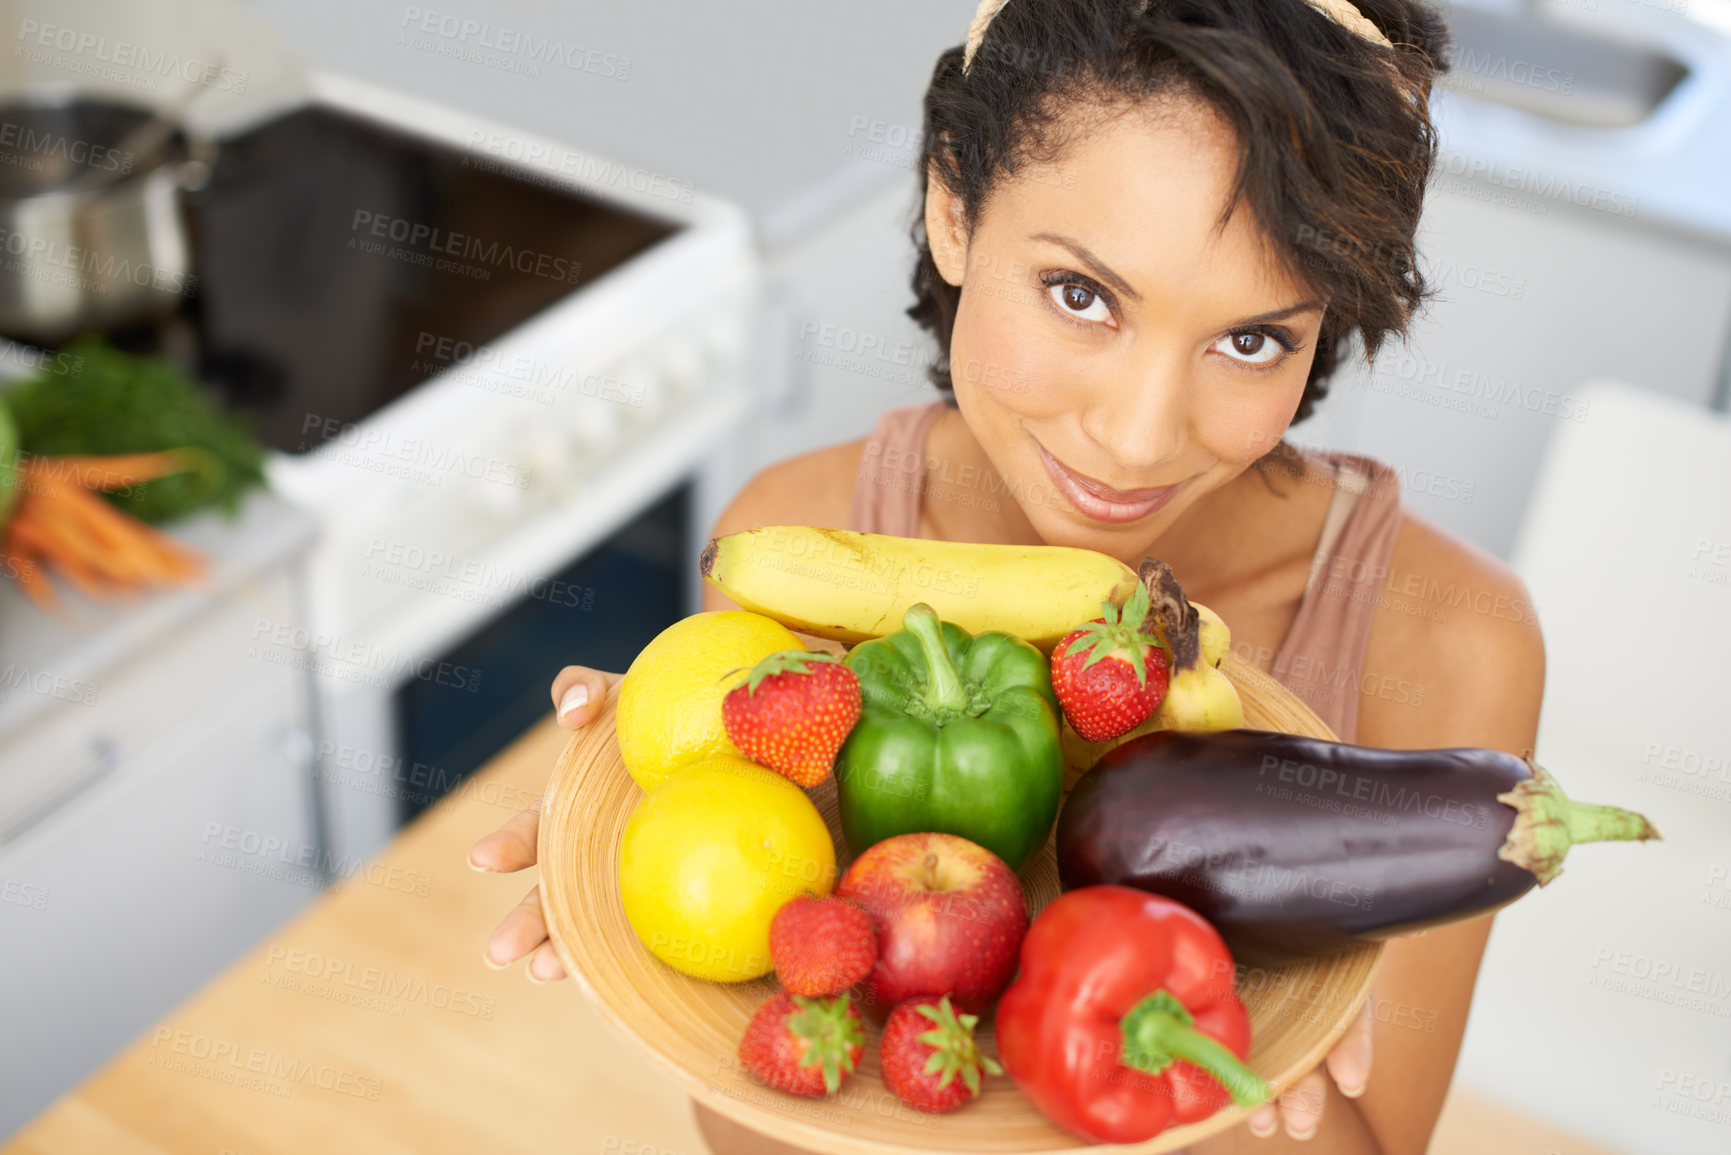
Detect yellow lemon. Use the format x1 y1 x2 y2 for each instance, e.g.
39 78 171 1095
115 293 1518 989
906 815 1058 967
616 610 802 788
619 754 835 982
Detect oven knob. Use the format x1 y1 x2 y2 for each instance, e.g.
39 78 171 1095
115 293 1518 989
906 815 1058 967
570 384 622 448
519 424 566 491
466 471 526 519
703 312 748 365
662 338 704 399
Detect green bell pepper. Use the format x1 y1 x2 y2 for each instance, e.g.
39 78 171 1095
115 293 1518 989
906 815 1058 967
835 602 1064 870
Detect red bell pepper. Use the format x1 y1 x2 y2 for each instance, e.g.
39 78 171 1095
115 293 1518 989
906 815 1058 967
996 885 1268 1144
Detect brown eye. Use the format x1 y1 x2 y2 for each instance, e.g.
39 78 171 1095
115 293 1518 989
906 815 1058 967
1046 281 1111 323
1214 329 1284 366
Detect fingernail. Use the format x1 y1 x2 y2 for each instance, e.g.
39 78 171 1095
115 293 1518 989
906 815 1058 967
467 853 493 873
1248 1112 1278 1139
1338 1080 1365 1099
558 683 588 721
1285 1119 1318 1142
481 949 508 971
526 965 549 985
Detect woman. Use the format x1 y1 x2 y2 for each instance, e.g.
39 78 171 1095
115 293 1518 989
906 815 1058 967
470 0 1544 1150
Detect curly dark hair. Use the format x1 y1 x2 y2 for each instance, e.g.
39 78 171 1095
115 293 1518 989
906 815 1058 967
908 0 1452 425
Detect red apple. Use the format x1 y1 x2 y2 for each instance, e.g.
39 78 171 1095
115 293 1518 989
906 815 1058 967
834 832 1028 1017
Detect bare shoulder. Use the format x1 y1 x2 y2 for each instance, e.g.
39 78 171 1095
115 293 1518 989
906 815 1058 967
699 438 867 610
709 438 866 537
1357 512 1546 754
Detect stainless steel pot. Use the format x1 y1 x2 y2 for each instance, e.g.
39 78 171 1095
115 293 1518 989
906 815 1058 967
0 92 214 344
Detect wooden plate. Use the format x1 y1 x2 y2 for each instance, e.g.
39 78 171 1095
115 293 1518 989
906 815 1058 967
540 649 1383 1154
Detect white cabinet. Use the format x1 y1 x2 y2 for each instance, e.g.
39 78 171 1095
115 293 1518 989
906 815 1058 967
1305 185 1731 559
0 658 319 1136
0 495 322 1138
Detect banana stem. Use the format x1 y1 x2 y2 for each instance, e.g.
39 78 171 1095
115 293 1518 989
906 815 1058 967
1136 558 1201 673
904 603 969 715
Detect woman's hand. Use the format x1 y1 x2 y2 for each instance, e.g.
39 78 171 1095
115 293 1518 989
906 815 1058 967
468 666 620 982
1247 996 1374 1140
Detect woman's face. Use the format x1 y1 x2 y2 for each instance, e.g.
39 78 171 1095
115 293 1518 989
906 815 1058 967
926 96 1325 555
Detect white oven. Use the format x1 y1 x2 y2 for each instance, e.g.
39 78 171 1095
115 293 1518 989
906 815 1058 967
253 74 763 862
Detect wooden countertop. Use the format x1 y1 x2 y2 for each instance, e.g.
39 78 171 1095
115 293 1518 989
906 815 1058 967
3 712 1623 1155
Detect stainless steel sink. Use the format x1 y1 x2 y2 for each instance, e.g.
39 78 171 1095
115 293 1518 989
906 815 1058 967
1437 3 1690 128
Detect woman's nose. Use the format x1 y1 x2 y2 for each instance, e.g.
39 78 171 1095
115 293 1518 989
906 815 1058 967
1078 353 1189 474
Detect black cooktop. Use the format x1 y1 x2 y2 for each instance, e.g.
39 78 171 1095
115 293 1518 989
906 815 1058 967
25 105 679 455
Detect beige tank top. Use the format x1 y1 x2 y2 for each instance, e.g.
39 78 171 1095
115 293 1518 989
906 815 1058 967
848 400 1404 743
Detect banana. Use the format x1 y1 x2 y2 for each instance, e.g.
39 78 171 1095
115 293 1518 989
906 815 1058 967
1135 559 1244 734
1151 660 1244 731
700 526 1140 652
1194 601 1230 668
1059 661 1241 779
700 526 1243 736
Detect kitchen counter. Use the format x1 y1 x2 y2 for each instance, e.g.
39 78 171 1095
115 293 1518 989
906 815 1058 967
0 488 321 742
1 710 1624 1155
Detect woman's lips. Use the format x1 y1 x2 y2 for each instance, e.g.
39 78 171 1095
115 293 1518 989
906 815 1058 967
1036 443 1186 524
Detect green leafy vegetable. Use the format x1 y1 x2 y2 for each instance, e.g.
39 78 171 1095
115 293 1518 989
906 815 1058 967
2 336 266 525
0 397 19 528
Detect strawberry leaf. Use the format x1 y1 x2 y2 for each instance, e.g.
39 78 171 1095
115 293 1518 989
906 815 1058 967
789 994 863 1095
908 996 990 1099
742 649 842 695
1061 581 1168 688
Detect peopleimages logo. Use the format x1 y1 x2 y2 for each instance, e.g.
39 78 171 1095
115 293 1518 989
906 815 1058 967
350 211 582 284
398 7 630 80
15 20 249 92
0 224 196 295
0 120 134 175
1437 151 1640 218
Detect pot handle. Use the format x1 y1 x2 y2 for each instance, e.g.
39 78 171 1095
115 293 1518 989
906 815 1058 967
176 130 221 194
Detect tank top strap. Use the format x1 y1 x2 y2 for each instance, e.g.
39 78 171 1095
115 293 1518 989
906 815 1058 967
849 400 952 536
1270 450 1405 744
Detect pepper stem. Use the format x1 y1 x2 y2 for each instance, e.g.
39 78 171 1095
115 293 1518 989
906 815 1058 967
1119 990 1267 1107
1496 762 1661 886
903 603 970 715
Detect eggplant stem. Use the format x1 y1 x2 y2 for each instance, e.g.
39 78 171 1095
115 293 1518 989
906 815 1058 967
1119 989 1268 1107
903 603 970 716
1497 762 1661 886
1562 800 1659 845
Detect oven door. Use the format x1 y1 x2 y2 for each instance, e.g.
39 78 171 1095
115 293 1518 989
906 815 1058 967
388 479 690 824
309 468 717 862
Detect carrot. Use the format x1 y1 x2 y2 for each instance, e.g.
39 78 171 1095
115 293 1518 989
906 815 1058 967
35 470 205 580
16 497 119 577
54 556 125 603
41 483 186 582
10 518 119 602
1 449 214 606
10 496 139 599
0 537 56 609
22 450 200 492
26 461 207 565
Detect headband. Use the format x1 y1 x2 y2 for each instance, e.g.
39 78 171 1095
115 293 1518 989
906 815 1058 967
963 0 1396 74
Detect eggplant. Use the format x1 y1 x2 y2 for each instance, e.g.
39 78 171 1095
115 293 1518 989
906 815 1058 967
1056 729 1659 962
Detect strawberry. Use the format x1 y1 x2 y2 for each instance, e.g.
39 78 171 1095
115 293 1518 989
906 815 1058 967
769 894 878 997
879 995 1002 1114
721 649 861 787
1051 581 1170 742
737 991 865 1097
